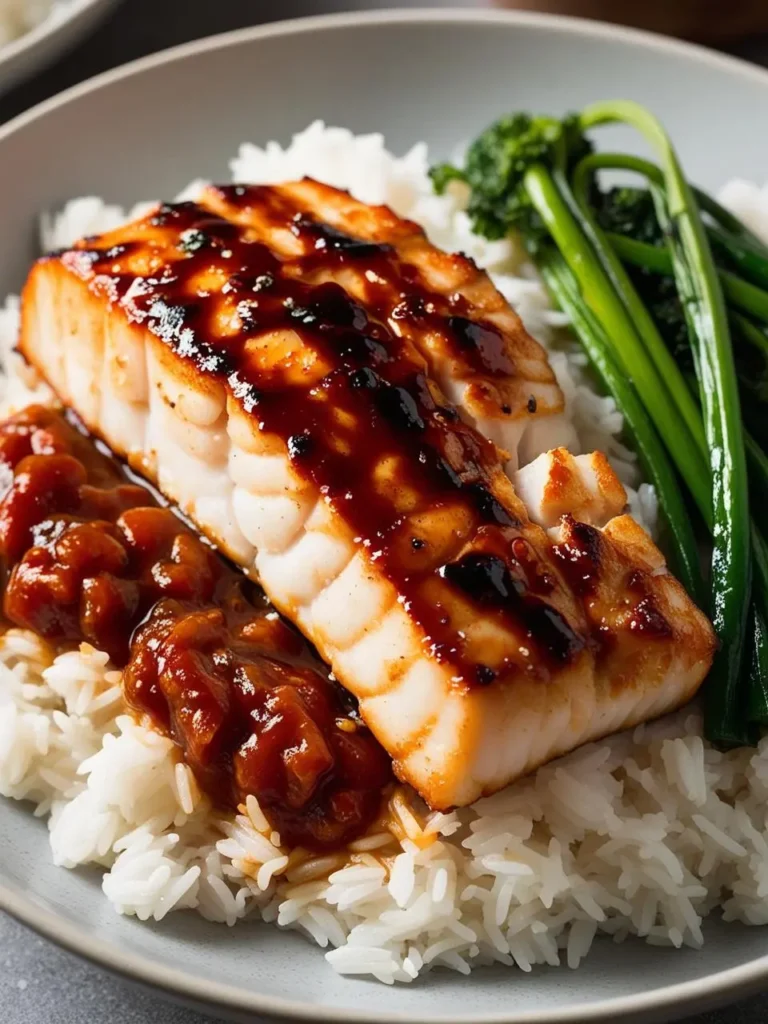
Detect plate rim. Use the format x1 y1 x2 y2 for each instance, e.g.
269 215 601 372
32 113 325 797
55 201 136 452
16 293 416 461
2 9 768 1022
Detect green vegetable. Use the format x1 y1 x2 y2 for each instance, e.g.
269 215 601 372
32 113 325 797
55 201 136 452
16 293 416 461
433 113 711 517
431 100 766 747
577 150 768 290
748 608 768 726
429 113 591 242
579 101 750 747
607 233 768 326
595 186 659 245
729 315 768 419
708 224 768 292
749 531 768 725
747 433 768 508
567 166 708 470
536 246 704 601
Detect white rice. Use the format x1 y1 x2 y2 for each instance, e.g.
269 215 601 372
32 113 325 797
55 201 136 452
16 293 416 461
1 121 767 983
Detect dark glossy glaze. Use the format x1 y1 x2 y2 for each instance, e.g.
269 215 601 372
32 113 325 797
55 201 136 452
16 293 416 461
0 406 391 849
551 517 603 598
57 185 590 686
552 516 672 643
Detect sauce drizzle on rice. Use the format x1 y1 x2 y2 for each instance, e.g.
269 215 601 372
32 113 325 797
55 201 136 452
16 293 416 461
0 405 392 849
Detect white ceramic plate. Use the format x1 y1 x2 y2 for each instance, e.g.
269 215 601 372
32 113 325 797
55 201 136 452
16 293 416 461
0 0 116 96
1 10 768 1023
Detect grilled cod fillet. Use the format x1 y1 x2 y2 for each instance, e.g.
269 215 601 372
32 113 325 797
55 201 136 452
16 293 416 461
19 180 716 809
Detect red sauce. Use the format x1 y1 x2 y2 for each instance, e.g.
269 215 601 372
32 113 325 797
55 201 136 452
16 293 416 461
0 405 391 849
56 187 588 686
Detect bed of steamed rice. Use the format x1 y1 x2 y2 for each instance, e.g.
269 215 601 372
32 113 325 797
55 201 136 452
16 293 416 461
1 122 768 984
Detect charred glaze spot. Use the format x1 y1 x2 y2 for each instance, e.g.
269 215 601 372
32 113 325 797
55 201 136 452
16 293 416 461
337 333 390 365
313 285 369 332
349 367 380 391
527 396 538 414
288 432 313 460
436 404 460 423
440 553 582 664
501 403 512 415
376 382 426 433
435 456 464 490
284 285 368 334
475 664 497 685
467 484 518 527
149 202 199 228
447 316 515 377
629 595 673 639
391 294 426 321
411 537 425 550
552 517 602 597
292 214 393 259
440 554 516 604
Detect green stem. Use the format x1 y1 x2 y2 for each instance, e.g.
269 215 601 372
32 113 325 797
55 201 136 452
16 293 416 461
747 433 768 510
536 246 704 602
606 233 768 325
522 162 713 520
748 608 768 726
697 196 768 257
580 101 752 749
567 161 708 462
575 150 768 290
750 528 768 724
708 224 768 291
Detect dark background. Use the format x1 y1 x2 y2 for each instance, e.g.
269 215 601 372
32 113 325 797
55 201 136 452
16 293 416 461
1 2 768 1022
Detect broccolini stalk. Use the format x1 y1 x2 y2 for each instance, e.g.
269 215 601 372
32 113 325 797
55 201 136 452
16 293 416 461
522 164 712 518
580 101 751 748
607 233 768 325
576 150 768 290
747 434 768 508
536 246 704 602
748 609 768 726
708 225 768 291
699 194 768 262
568 160 708 466
749 532 768 726
431 104 766 746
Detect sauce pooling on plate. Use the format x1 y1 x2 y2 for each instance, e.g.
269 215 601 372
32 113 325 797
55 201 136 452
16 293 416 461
0 405 391 849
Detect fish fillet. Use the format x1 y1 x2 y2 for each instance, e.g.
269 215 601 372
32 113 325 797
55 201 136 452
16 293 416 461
19 181 716 808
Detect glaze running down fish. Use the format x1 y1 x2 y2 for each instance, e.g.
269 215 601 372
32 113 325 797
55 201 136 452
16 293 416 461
18 180 716 808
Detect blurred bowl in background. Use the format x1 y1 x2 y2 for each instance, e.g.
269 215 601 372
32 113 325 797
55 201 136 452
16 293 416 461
494 0 768 42
0 0 118 97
